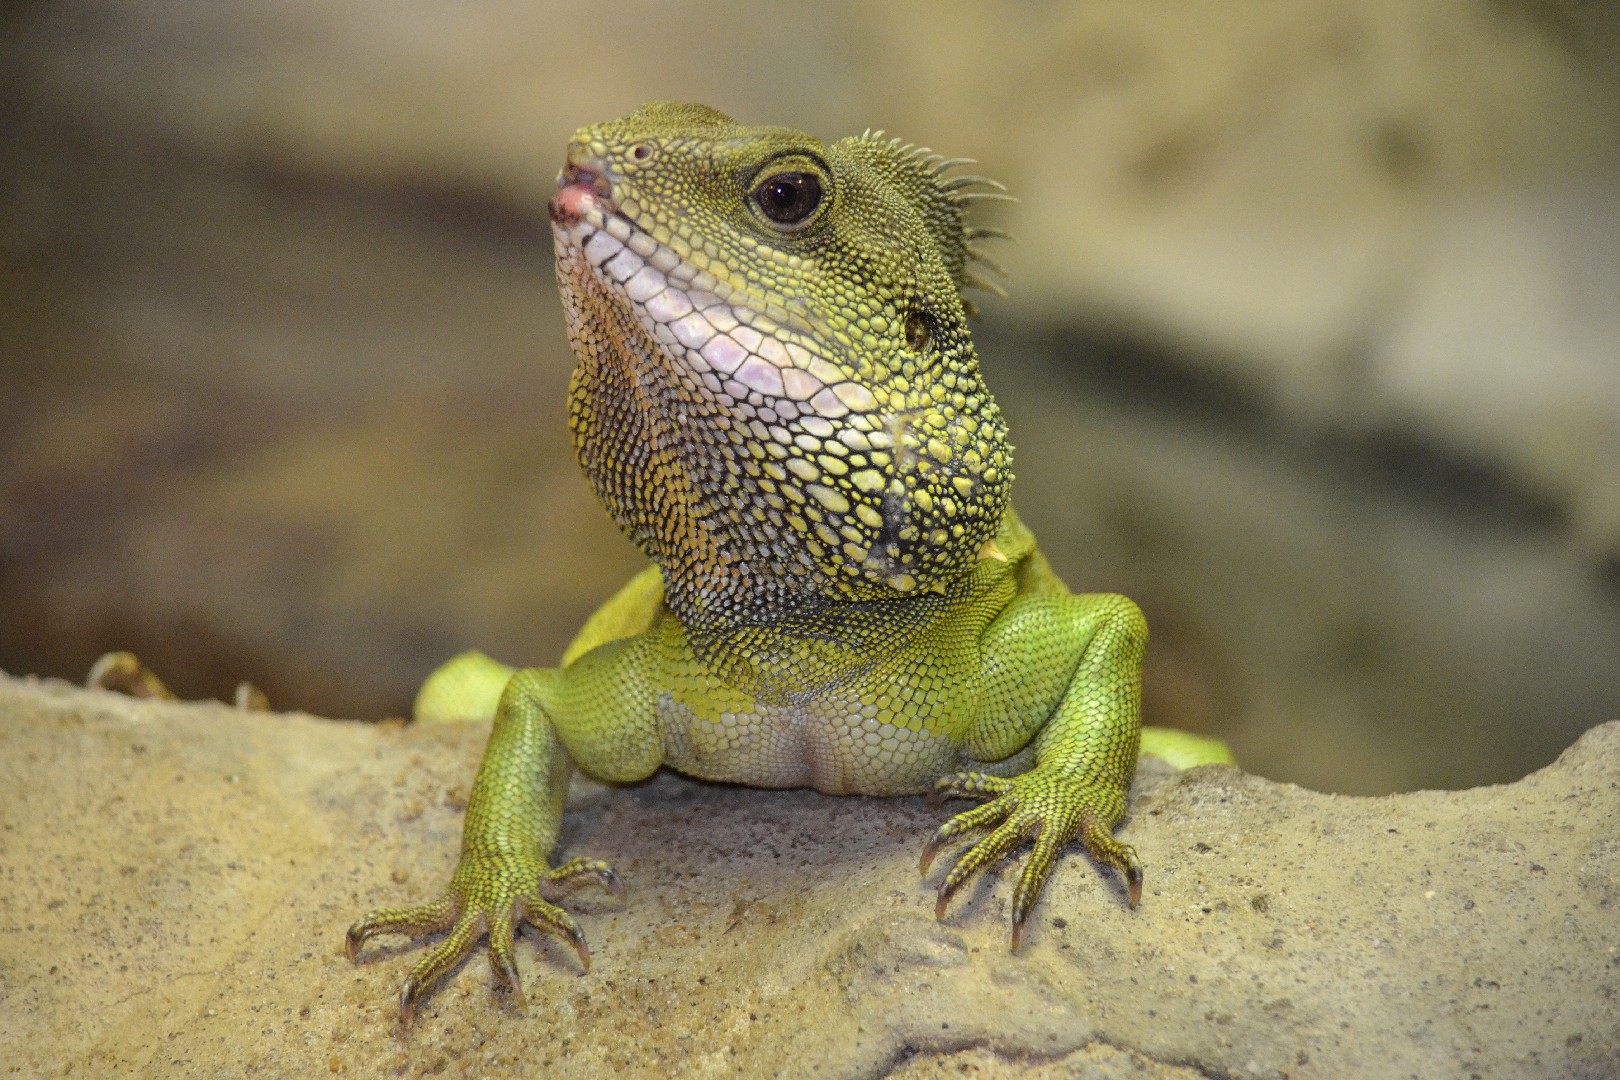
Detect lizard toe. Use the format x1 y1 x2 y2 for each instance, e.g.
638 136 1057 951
919 798 1007 875
933 770 1014 803
521 896 594 972
543 856 625 900
1010 827 1069 950
1076 812 1142 908
346 896 456 963
398 911 485 1026
935 818 1026 920
487 914 526 1011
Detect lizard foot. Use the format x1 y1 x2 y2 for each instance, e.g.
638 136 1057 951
919 769 1140 949
346 852 623 1026
87 651 270 710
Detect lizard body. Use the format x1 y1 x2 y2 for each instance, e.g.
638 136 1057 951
346 102 1230 1023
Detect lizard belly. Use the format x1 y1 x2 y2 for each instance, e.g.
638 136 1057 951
657 693 961 796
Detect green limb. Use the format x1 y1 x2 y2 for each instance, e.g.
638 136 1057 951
347 669 621 1024
928 591 1147 944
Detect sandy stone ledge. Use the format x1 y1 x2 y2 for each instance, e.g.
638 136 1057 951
1 673 1615 1078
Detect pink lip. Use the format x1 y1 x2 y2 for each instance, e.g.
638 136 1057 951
549 162 615 224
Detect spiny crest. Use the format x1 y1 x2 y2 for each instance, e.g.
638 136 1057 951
847 130 1015 310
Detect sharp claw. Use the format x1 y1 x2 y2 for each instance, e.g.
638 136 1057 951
565 922 592 972
345 924 365 964
488 914 526 1011
1126 863 1143 909
491 950 526 1011
919 832 944 876
1009 908 1025 953
935 866 970 921
600 867 626 899
398 984 418 1030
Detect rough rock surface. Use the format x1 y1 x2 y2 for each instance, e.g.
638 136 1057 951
3 673 1615 1078
3 1 1617 800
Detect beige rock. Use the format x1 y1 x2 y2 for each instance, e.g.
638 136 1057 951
3 673 1616 1077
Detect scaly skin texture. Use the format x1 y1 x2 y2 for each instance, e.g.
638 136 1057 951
345 102 1232 1024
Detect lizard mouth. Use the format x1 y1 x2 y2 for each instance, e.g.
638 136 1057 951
550 163 616 223
548 169 878 422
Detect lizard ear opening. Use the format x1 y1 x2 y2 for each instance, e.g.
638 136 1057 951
903 310 932 353
838 132 1015 308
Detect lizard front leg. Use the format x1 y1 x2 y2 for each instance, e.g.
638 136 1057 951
347 637 664 1024
923 590 1146 948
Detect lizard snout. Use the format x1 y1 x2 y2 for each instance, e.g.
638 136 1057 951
551 160 616 223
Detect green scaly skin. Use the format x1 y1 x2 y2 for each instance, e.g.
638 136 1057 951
345 102 1232 1024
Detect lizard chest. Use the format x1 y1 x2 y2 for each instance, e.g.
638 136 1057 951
655 686 967 797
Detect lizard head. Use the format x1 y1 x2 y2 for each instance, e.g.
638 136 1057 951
551 102 1013 632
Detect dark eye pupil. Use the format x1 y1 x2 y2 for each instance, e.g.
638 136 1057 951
755 172 822 225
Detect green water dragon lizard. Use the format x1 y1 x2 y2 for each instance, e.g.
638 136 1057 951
343 102 1230 1023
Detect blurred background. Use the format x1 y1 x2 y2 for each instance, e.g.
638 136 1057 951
1 0 1616 794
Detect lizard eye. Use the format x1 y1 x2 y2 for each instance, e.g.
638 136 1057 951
752 172 822 227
